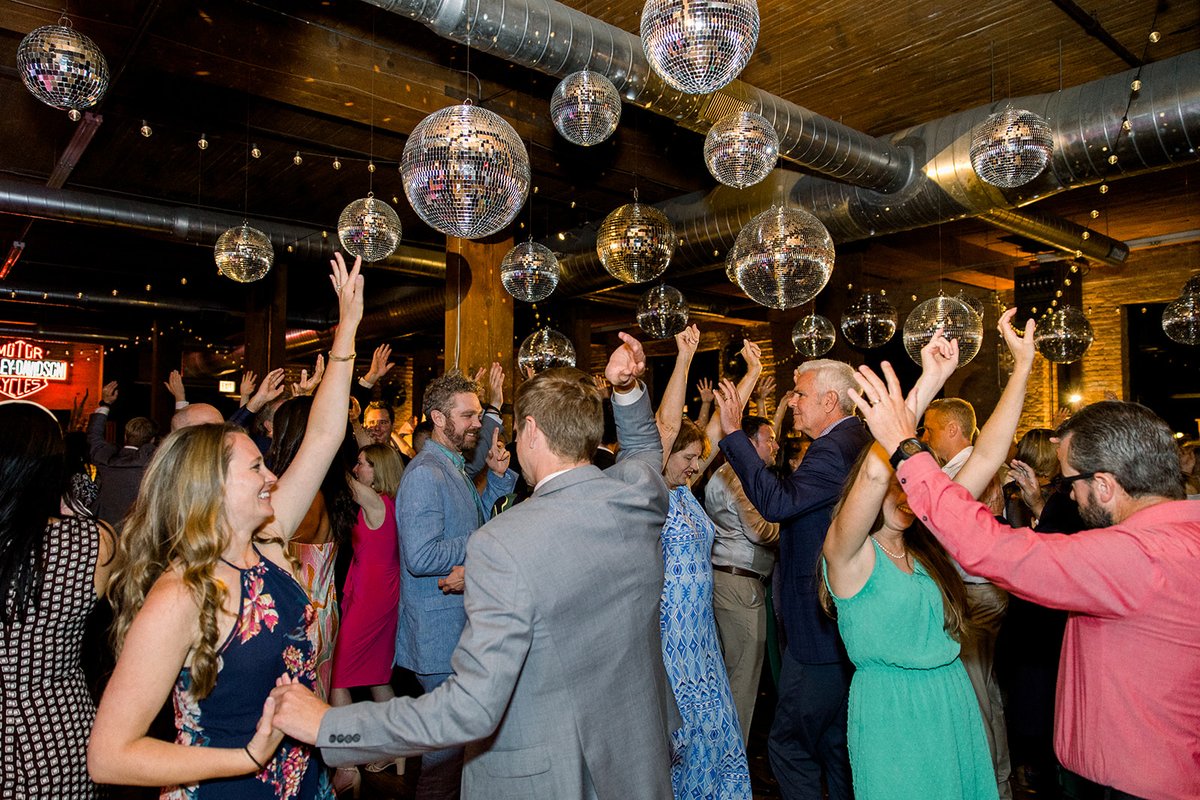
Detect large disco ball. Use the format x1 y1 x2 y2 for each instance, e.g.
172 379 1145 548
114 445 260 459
596 202 676 283
214 224 273 283
518 328 577 373
550 70 622 146
401 103 530 239
1034 305 1094 363
903 295 984 366
1181 273 1200 297
726 206 834 310
640 0 760 95
955 290 986 323
1163 294 1200 346
17 23 109 120
637 285 689 339
970 107 1054 189
704 111 779 189
500 241 560 303
841 291 897 349
337 195 402 262
792 314 836 357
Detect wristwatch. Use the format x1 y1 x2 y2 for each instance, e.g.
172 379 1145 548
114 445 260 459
889 437 931 470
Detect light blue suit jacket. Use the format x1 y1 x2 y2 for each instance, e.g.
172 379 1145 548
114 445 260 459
394 413 517 674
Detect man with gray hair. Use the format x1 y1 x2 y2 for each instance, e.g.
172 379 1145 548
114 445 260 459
715 358 870 800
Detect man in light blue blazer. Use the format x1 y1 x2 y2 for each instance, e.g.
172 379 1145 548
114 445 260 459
272 333 676 800
393 367 517 799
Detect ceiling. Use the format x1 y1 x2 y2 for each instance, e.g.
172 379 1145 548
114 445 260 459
0 0 1196 361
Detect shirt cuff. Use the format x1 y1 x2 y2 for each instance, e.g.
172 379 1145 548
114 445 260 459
357 377 375 389
95 406 111 416
174 400 189 410
610 381 645 405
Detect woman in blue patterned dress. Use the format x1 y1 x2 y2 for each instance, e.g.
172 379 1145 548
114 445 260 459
654 325 762 799
88 254 363 800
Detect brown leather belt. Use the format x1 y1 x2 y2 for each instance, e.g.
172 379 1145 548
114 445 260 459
712 563 768 584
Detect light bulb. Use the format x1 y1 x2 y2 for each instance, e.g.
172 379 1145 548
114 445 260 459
139 120 152 137
197 133 209 150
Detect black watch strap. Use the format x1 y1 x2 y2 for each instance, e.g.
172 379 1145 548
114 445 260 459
889 437 930 470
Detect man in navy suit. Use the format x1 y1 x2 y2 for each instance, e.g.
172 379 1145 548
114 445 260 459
716 360 871 800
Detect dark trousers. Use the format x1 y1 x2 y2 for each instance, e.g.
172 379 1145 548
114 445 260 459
414 672 463 800
1060 768 1147 800
768 651 853 800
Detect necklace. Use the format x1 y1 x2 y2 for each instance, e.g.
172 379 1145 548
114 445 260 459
870 534 907 560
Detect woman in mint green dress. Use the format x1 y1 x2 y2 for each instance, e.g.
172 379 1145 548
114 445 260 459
821 310 1033 800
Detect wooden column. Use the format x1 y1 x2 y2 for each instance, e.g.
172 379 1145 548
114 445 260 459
444 236 515 405
244 259 288 376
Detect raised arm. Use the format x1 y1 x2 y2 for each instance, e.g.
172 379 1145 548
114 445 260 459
607 332 663 472
822 443 892 591
656 324 701 465
269 253 363 538
695 378 715 426
697 340 761 477
954 309 1036 499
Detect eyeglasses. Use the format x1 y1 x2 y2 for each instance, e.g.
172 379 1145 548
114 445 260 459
1049 472 1096 492
915 426 926 437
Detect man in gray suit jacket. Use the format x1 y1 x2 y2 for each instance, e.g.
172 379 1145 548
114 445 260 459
273 333 676 800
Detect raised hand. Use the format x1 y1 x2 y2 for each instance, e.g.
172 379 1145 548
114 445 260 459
484 427 510 476
674 324 701 361
292 354 325 396
593 374 612 399
907 327 959 416
997 307 1036 372
472 365 487 385
329 252 364 327
740 338 762 373
366 343 394 385
487 362 505 409
756 374 776 404
101 380 119 406
696 378 715 404
714 378 745 437
248 368 286 412
163 370 186 404
1008 459 1046 514
605 332 647 392
849 361 919 454
239 372 258 407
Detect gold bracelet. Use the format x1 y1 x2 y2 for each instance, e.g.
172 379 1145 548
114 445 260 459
328 351 356 362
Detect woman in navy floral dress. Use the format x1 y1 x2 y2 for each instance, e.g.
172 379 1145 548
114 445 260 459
88 254 364 799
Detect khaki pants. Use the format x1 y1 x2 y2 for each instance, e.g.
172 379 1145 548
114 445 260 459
962 582 1013 800
712 568 768 743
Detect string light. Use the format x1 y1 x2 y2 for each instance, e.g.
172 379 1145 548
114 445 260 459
139 120 152 137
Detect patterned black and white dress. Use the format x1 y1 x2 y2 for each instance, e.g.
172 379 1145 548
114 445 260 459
1 516 102 799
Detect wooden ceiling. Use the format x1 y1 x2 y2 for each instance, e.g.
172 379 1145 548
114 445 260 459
0 0 1196 354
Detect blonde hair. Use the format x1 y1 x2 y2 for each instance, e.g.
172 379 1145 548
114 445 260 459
361 444 404 498
514 368 603 462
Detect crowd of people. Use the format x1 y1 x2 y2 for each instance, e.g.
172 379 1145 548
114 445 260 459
2 260 1198 800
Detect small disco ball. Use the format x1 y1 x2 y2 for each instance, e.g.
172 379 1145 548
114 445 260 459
337 195 402 262
704 111 779 189
640 0 759 95
1034 305 1094 363
1181 273 1200 297
726 206 834 310
970 107 1054 189
17 23 109 119
596 202 676 283
637 285 689 339
214 224 273 283
1163 294 1200 346
792 314 836 358
401 103 530 239
500 241 560 303
841 291 897 349
550 71 622 146
518 328 577 373
903 295 984 366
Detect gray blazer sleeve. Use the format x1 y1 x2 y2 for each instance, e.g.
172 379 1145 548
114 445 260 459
317 529 533 765
612 387 662 473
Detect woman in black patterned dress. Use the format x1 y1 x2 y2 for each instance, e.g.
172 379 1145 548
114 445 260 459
0 400 116 798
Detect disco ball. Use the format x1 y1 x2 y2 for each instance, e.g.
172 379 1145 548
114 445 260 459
792 314 836 358
902 295 984 366
1181 273 1200 297
1034 305 1094 363
500 241 560 303
1163 294 1200 346
596 202 676 283
640 0 760 95
401 103 530 239
637 285 689 339
16 23 109 120
955 290 986 323
704 111 779 189
550 70 622 146
970 107 1054 189
337 195 402 262
726 206 834 310
518 328 577 373
841 291 897 349
214 224 273 283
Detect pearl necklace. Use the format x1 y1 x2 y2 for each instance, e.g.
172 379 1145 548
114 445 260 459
870 534 907 560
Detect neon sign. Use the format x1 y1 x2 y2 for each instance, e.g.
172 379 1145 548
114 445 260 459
0 339 70 400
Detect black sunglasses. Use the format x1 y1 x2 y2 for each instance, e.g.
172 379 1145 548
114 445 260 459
1049 472 1096 492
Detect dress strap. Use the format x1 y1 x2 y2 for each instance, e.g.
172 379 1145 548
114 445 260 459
218 543 264 572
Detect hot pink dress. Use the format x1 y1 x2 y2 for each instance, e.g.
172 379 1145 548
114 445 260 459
330 494 400 688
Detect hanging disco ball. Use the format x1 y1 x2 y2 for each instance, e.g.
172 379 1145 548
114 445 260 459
214 224 273 283
337 195 402 262
903 295 984 366
970 107 1054 189
1163 294 1200 346
704 111 779 189
637 285 689 339
955 290 986 323
792 314 836 358
518 328 577 373
726 206 834 310
640 0 760 95
16 22 110 120
500 241 560 303
596 202 676 284
401 103 530 239
1034 305 1094 363
1180 273 1200 297
841 291 898 349
550 70 622 146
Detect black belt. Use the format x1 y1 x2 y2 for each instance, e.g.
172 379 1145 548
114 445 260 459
712 563 768 584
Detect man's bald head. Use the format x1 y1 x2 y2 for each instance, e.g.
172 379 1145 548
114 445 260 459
171 403 223 431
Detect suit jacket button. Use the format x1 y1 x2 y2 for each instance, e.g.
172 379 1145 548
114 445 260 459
352 734 361 742
328 734 337 744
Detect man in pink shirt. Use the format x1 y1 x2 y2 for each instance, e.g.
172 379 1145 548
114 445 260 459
851 364 1200 800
